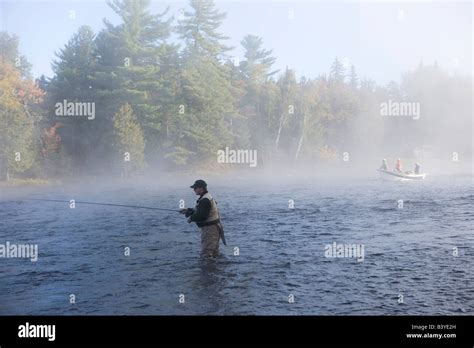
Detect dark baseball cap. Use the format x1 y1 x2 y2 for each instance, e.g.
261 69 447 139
190 179 207 189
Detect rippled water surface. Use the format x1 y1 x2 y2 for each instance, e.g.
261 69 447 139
0 175 472 314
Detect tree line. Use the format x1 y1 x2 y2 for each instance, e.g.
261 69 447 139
0 0 471 179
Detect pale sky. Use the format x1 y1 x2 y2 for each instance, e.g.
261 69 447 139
0 0 472 84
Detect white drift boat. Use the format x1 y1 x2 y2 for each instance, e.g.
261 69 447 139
378 169 427 181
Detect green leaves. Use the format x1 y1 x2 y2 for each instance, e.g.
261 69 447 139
174 0 236 165
113 103 146 174
0 38 41 179
10 0 468 177
177 0 231 58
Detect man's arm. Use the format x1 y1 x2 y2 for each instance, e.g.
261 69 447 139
182 208 194 217
189 198 211 222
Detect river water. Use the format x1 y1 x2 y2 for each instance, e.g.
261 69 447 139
0 173 472 315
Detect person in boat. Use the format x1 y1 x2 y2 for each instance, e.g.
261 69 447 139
414 162 421 174
395 158 402 172
380 159 388 171
180 180 226 258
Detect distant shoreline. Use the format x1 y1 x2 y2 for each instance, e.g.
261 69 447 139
1 159 471 189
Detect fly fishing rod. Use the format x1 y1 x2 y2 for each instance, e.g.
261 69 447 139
28 198 181 212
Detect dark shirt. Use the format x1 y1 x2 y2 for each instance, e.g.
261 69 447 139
190 192 211 222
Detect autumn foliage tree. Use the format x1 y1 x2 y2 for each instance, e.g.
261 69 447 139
0 33 44 180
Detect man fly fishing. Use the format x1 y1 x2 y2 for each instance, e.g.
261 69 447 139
180 180 226 258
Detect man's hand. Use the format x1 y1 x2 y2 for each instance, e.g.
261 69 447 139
180 208 194 217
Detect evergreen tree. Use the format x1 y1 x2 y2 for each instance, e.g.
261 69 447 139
329 57 345 84
348 65 358 89
173 0 236 165
29 1 472 173
238 35 278 164
94 0 175 166
113 103 145 176
240 35 278 82
177 0 231 58
48 26 98 170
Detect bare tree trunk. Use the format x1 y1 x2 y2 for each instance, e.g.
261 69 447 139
295 114 306 161
275 114 284 150
295 133 304 161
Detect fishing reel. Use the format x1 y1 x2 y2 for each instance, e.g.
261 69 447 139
179 208 194 217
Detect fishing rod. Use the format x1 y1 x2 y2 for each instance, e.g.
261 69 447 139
28 198 180 212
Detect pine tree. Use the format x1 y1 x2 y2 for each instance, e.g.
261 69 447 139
113 103 145 176
238 35 278 163
329 57 345 84
349 65 358 89
240 35 278 82
48 26 98 170
173 0 236 165
93 0 175 166
177 0 231 58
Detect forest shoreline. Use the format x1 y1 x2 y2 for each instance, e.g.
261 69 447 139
1 157 471 190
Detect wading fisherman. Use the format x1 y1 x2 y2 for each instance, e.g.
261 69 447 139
180 180 226 258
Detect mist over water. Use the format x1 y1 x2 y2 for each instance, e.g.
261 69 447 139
0 0 472 318
0 170 472 315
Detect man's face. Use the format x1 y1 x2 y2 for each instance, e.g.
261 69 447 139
194 187 205 195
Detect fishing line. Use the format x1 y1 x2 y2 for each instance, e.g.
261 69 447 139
28 198 180 212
